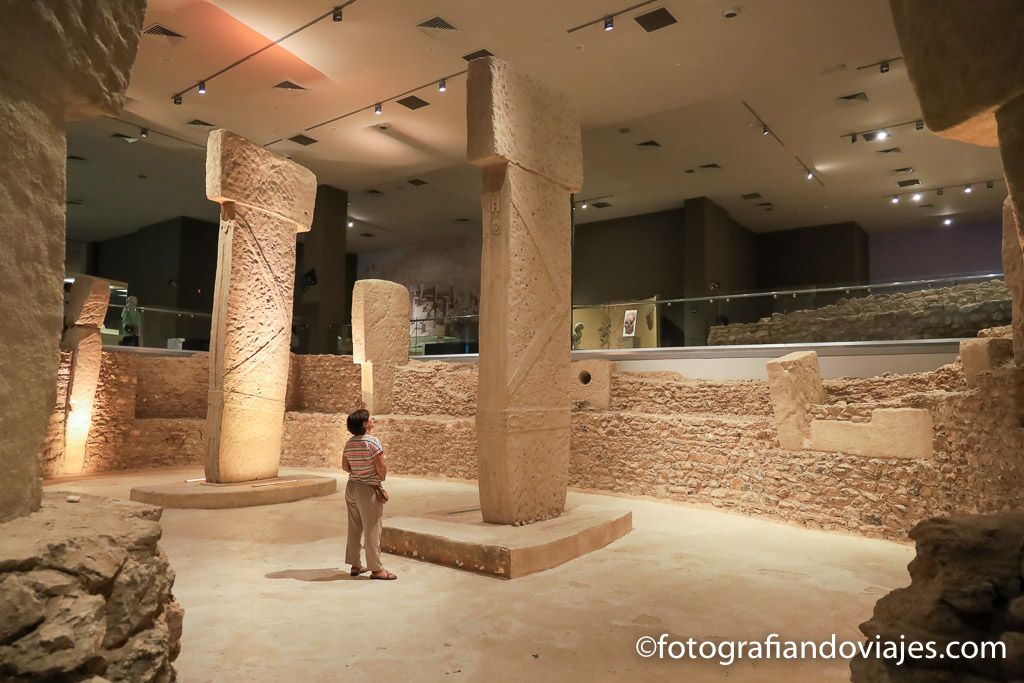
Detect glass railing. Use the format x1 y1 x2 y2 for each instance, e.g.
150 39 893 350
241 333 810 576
105 302 212 351
571 272 1009 349
410 314 479 356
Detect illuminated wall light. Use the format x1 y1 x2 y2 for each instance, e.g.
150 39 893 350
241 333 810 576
173 94 182 105
944 218 953 226
911 192 922 202
964 184 973 193
198 81 207 94
604 16 614 30
438 79 446 92
891 195 900 204
332 6 343 21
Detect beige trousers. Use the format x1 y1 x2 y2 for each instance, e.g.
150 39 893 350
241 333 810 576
345 479 384 571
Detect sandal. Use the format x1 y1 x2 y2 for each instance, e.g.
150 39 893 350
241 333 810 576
371 570 398 580
350 566 370 576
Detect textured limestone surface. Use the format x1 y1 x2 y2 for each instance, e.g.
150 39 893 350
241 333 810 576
809 408 934 460
766 351 825 449
466 57 583 193
61 327 105 475
288 354 362 413
64 276 110 328
889 0 1024 145
611 371 774 416
351 279 411 414
206 129 316 232
998 97 1024 319
135 353 208 419
391 361 477 417
709 279 1011 345
569 360 612 410
0 0 145 522
205 131 316 484
1001 198 1024 365
0 492 181 682
961 337 1014 388
852 514 1024 681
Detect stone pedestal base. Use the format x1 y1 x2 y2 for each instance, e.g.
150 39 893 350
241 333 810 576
381 504 631 579
130 474 336 509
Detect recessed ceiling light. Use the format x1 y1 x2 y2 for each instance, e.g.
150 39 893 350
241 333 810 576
721 7 742 19
911 193 922 201
891 195 900 204
964 184 973 193
347 220 354 228
944 218 953 226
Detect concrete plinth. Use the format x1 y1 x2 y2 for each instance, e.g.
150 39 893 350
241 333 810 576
381 504 631 579
130 474 336 509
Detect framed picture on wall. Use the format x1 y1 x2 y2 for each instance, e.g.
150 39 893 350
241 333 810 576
622 309 637 337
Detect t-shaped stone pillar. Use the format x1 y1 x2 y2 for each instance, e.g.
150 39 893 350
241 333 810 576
351 279 411 414
60 276 111 475
204 130 316 483
0 1 145 523
467 57 583 525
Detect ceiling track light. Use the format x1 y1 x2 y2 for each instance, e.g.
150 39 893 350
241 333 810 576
140 127 149 138
915 120 925 131
937 188 943 196
911 192 922 201
964 184 973 193
762 124 769 136
198 81 207 94
880 61 890 73
850 132 857 143
347 220 354 228
806 171 813 181
987 180 994 189
332 6 343 21
891 195 900 204
173 94 182 105
944 218 953 226
603 16 614 30
581 201 588 209
374 102 382 115
438 79 446 92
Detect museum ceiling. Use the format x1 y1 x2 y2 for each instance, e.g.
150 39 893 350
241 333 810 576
66 0 1007 251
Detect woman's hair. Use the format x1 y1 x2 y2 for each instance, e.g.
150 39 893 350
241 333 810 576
347 408 370 436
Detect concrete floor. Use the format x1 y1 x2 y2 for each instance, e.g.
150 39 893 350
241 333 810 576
49 468 913 682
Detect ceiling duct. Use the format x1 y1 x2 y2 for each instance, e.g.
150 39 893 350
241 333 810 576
143 23 186 46
463 48 494 61
837 92 868 105
288 134 318 146
417 15 458 38
407 178 428 186
741 192 762 200
634 7 678 32
187 119 215 127
397 95 430 110
897 178 921 187
274 80 307 91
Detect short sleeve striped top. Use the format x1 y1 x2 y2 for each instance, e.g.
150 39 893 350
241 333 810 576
344 434 383 485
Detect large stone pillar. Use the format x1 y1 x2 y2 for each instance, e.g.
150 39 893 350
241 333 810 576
204 130 316 483
890 0 1024 361
467 57 583 525
60 275 110 474
0 2 145 523
351 279 410 413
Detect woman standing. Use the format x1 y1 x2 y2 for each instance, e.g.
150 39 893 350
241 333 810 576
342 409 397 580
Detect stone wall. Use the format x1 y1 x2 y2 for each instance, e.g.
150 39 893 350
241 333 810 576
288 354 362 413
135 354 207 419
0 492 182 681
708 279 1011 345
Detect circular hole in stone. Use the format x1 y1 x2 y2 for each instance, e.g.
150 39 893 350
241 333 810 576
579 370 592 385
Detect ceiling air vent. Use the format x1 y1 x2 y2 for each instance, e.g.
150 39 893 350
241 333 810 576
756 202 773 207
274 80 307 91
366 189 383 195
359 232 375 238
397 95 430 110
144 23 185 38
455 218 471 223
288 134 317 146
66 154 87 162
591 201 612 208
897 178 921 187
187 119 215 127
417 15 458 38
837 92 868 104
634 7 678 32
918 203 935 208
110 132 139 143
698 163 722 170
741 192 762 200
66 199 84 206
463 48 494 61
637 140 661 147
877 147 902 155
892 166 914 175
407 178 428 186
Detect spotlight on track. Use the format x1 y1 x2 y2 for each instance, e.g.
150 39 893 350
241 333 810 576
880 61 890 73
944 218 953 226
347 220 354 228
604 16 614 31
374 103 382 115
173 94 182 105
912 193 922 202
198 81 207 94
438 79 446 92
915 120 924 131
332 6 343 21
140 128 149 138
891 195 900 204
964 184 973 193
806 171 813 181
762 124 769 136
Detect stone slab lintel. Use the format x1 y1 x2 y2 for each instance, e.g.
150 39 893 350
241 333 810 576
809 408 933 460
206 129 317 232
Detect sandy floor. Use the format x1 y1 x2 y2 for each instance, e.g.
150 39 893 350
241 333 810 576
48 468 913 682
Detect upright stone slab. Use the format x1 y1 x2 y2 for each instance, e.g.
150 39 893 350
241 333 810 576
468 57 583 525
60 276 111 474
351 279 410 414
766 351 825 450
0 1 145 522
204 130 316 483
1002 198 1024 364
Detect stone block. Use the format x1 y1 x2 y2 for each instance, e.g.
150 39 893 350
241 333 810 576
206 129 316 232
961 337 1014 388
0 0 145 522
1003 198 1024 366
809 408 933 460
62 327 104 475
889 0 1024 145
569 360 612 409
205 132 316 484
63 276 109 328
467 57 583 192
130 474 337 509
351 279 410 413
766 351 824 450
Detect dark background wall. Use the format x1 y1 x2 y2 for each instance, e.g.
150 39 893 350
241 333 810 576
757 222 869 289
869 219 1002 282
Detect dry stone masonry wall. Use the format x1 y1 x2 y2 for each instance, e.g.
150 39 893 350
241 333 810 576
708 279 1011 345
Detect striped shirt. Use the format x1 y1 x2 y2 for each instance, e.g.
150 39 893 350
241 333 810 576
344 435 383 486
